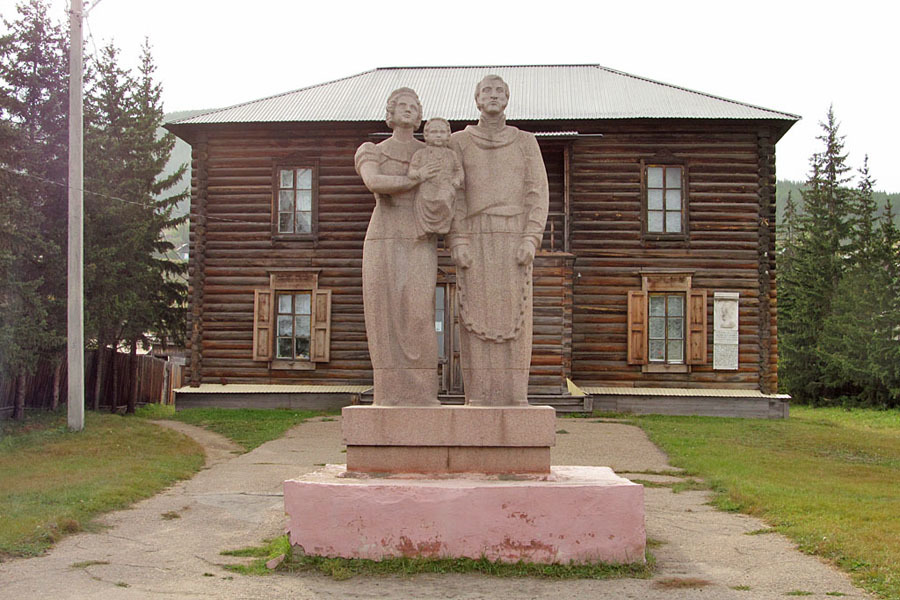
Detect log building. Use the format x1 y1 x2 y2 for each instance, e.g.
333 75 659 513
166 65 798 417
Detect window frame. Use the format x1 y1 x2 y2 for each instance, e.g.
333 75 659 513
274 290 313 362
252 269 331 370
271 161 319 241
627 271 707 373
640 157 689 242
647 293 686 365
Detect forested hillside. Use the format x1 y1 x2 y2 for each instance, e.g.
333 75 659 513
776 179 900 226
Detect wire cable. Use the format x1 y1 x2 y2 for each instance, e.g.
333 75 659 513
0 163 262 227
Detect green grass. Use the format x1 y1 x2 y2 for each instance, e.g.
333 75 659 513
635 406 900 599
221 535 653 580
136 405 337 452
0 411 204 559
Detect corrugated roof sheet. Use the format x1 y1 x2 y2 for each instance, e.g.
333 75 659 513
578 386 791 399
170 65 799 126
175 384 372 394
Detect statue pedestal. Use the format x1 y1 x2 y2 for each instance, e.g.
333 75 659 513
284 465 645 564
342 405 556 474
283 405 646 565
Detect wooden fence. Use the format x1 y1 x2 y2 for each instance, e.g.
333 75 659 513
0 351 183 420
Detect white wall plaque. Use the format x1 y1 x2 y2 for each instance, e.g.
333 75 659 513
713 292 739 370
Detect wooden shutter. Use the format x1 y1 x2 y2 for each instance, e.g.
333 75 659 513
687 289 708 364
627 291 647 365
311 289 332 362
252 289 273 361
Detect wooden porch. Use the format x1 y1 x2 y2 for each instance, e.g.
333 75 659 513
174 383 789 419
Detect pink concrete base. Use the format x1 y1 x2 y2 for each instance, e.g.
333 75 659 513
284 465 645 564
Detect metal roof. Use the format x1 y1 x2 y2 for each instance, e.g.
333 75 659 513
578 386 790 399
169 65 799 126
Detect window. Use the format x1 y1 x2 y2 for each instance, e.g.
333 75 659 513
252 270 331 369
276 292 311 360
435 285 446 360
642 160 688 239
627 272 707 372
648 294 684 364
274 164 317 238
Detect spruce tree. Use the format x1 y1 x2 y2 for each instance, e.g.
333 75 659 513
779 108 855 404
83 42 135 409
83 41 187 411
874 200 900 405
125 39 187 354
848 156 878 264
0 0 68 417
820 161 894 405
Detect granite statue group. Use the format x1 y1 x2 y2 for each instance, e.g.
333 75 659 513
354 75 549 407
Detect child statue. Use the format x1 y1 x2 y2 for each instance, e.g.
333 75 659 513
409 117 464 238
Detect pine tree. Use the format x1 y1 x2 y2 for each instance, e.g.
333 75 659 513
82 40 187 411
873 200 900 405
124 39 187 353
777 189 799 270
83 42 135 409
848 156 878 264
119 40 187 412
0 0 68 417
820 162 896 405
779 107 856 404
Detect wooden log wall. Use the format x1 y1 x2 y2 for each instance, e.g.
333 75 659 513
186 136 208 385
758 130 779 393
540 145 566 253
185 124 572 390
181 118 779 393
568 122 777 390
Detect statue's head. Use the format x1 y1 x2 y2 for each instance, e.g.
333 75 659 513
474 75 509 116
423 118 451 147
385 87 423 130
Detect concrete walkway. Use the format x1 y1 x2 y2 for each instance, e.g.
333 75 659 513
0 417 871 599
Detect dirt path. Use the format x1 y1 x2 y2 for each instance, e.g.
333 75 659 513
0 417 871 599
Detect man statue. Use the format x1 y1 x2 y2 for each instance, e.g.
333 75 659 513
448 75 549 406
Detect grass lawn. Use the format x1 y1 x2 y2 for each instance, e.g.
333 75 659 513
136 404 337 451
636 406 900 599
0 411 204 559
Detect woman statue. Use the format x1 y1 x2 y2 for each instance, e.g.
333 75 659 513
354 88 443 406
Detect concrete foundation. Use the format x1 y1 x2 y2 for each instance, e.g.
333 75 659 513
284 465 646 565
342 405 556 474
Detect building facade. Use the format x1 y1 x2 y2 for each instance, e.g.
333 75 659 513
166 65 797 406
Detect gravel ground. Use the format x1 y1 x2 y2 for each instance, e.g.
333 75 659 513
0 416 872 599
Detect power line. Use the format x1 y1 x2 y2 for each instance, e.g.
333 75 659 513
0 163 262 227
82 9 100 64
84 0 105 15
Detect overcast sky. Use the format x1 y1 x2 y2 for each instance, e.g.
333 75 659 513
7 0 900 191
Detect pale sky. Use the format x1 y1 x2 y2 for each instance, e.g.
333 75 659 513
7 0 900 191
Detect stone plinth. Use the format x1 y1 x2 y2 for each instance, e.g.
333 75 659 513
284 465 645 565
342 405 556 474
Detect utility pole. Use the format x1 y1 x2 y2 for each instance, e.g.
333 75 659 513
68 0 84 431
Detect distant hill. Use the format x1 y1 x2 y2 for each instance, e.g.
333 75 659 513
776 179 900 227
158 109 217 218
157 109 219 258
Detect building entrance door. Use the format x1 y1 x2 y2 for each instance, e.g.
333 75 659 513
436 283 463 395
